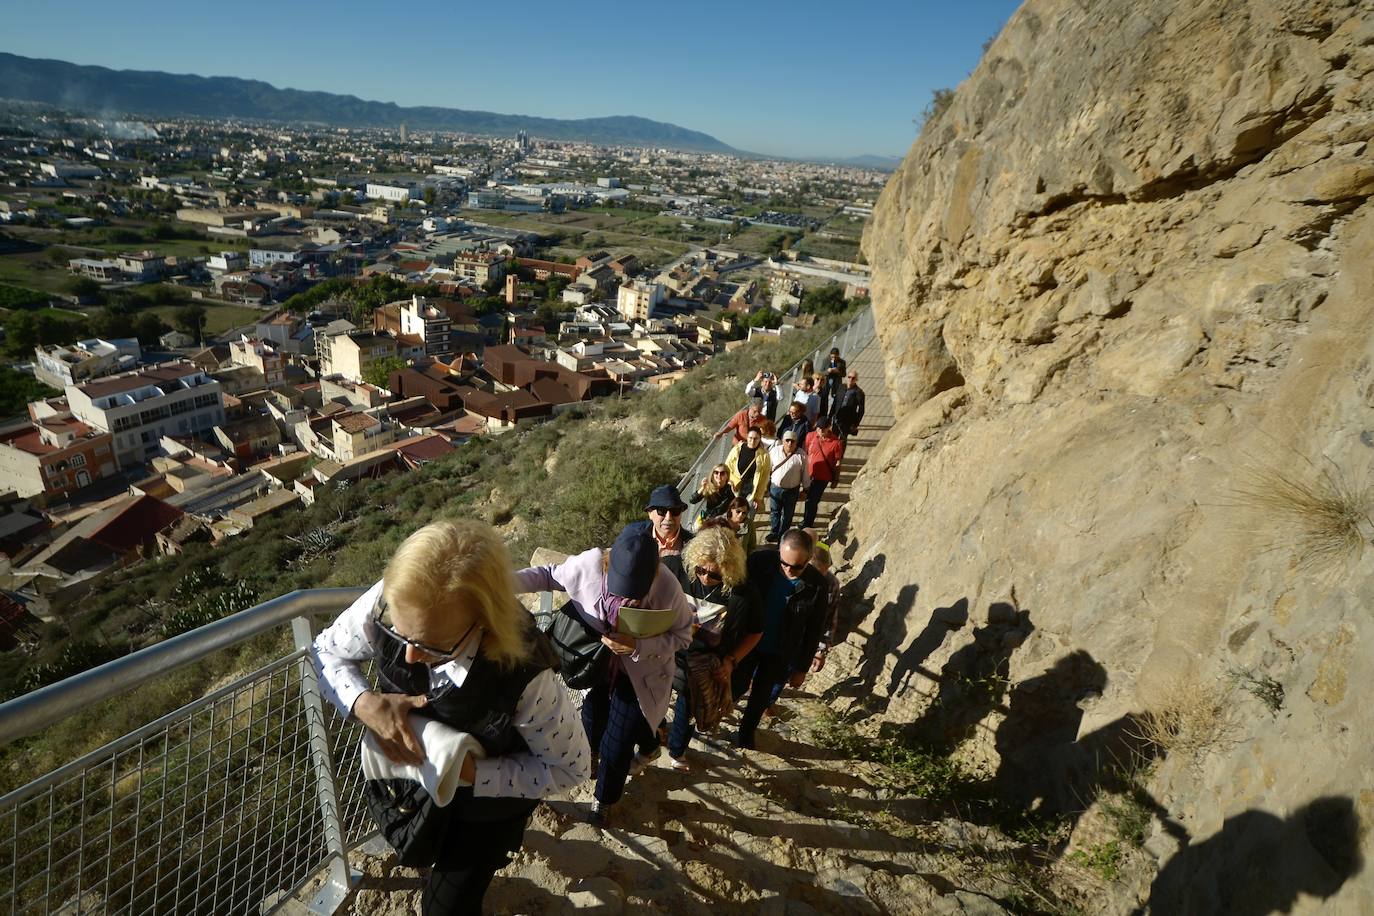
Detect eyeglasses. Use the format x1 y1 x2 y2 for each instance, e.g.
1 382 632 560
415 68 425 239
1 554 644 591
650 507 683 517
779 557 810 574
694 565 723 582
372 598 474 663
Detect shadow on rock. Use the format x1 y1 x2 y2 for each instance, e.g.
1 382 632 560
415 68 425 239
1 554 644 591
906 601 1033 748
1141 795 1363 915
884 598 970 711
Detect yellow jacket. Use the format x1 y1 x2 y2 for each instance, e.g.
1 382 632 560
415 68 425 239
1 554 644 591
725 441 771 506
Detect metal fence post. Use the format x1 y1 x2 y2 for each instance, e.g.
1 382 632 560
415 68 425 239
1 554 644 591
291 616 355 915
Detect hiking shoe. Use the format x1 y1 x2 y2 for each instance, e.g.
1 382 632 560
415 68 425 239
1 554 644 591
668 755 692 772
587 802 608 827
629 746 661 776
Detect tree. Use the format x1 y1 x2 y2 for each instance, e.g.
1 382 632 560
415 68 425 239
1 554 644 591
0 366 59 417
134 312 170 345
363 356 407 389
422 187 436 206
173 304 208 344
801 284 847 317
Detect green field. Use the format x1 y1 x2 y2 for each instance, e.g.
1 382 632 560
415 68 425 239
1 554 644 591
146 302 264 336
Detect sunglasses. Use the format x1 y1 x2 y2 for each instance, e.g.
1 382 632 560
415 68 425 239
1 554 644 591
650 507 683 517
372 598 474 663
713 470 729 476
694 565 723 582
779 557 810 574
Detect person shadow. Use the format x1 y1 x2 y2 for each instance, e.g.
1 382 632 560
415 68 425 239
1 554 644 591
1139 795 1363 915
906 601 1033 749
991 649 1109 812
883 597 970 711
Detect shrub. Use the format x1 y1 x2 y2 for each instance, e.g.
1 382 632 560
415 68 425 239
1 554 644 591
1132 672 1237 764
1232 458 1373 572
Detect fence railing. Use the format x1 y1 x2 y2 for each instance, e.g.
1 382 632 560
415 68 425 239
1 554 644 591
676 305 875 511
0 588 425 916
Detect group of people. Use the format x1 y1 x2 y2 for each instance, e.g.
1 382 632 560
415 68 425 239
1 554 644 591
310 348 860 915
717 347 866 543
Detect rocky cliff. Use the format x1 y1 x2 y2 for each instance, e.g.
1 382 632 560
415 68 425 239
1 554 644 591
839 0 1374 910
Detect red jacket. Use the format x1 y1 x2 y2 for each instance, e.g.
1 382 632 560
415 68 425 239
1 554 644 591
805 432 845 482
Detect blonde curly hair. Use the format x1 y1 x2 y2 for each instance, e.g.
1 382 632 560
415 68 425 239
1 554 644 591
681 524 746 589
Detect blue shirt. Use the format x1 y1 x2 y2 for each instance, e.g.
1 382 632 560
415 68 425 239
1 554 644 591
758 572 802 654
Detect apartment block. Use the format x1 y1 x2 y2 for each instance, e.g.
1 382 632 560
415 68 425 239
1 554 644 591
66 362 225 467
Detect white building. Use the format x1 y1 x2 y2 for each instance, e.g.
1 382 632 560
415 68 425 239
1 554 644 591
66 362 226 467
616 280 665 322
366 183 423 202
34 338 141 389
208 251 247 274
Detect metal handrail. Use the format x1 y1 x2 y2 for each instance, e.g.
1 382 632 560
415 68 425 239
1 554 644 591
676 305 875 507
0 585 568 916
0 588 366 746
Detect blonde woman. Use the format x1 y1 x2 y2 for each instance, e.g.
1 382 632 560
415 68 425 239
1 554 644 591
313 520 590 916
689 463 736 528
666 524 762 770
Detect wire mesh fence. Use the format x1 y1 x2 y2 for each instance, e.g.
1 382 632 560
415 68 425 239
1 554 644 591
0 590 560 916
0 651 332 916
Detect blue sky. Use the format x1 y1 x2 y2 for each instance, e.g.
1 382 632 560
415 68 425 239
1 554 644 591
0 0 1021 160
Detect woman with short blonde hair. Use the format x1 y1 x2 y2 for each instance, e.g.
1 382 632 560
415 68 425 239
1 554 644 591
382 520 531 669
313 519 589 915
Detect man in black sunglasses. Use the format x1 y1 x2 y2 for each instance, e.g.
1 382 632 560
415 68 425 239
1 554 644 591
645 484 693 589
734 528 829 749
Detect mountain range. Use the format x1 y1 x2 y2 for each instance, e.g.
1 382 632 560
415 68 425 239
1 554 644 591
0 52 740 154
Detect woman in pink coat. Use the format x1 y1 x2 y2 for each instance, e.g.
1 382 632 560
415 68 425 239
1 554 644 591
515 521 694 825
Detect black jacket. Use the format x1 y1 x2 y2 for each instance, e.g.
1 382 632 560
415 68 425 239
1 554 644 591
745 380 780 422
745 548 830 674
830 386 866 430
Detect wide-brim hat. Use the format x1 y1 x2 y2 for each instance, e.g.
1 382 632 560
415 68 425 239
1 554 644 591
644 484 688 513
608 521 659 599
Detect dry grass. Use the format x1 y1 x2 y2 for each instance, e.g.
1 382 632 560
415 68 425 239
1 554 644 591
1132 673 1237 765
1231 457 1374 572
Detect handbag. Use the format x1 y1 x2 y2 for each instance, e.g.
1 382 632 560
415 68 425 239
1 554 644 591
541 602 610 690
364 777 447 867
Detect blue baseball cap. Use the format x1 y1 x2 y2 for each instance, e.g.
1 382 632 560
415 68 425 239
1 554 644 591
608 521 659 599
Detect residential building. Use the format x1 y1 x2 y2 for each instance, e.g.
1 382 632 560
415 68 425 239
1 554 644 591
65 362 225 467
372 295 460 361
248 248 300 269
331 411 400 461
453 250 507 286
0 414 117 498
229 337 286 386
617 280 665 322
313 319 357 369
320 331 398 384
208 251 247 273
68 258 121 281
114 251 166 281
33 338 140 389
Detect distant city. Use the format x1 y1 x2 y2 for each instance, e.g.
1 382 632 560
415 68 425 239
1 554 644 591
0 103 878 635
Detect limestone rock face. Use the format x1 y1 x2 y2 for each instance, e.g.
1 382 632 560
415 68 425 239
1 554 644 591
849 0 1374 911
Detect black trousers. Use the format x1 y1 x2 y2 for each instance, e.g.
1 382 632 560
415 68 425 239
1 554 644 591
581 669 653 805
735 651 790 749
424 810 530 915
